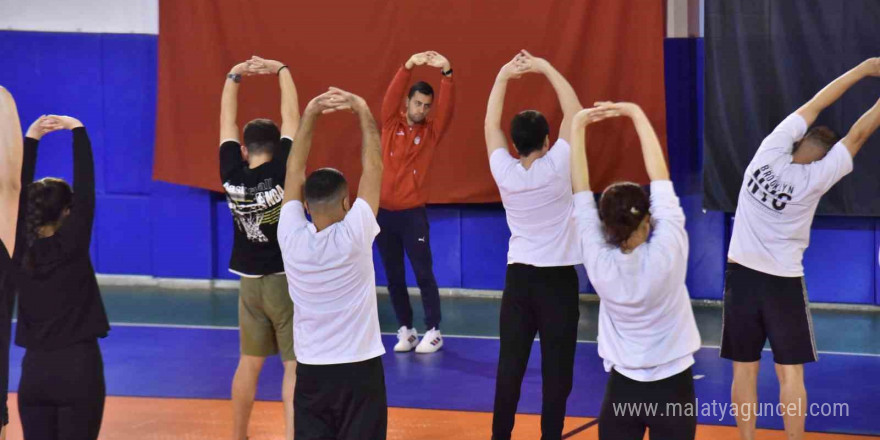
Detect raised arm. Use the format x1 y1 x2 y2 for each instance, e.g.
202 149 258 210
424 51 455 135
592 102 669 181
247 56 300 140
282 94 328 206
519 50 583 143
796 58 879 126
219 61 251 144
381 53 424 126
43 115 94 244
840 96 880 157
570 108 606 194
354 99 382 216
485 54 526 158
0 87 22 256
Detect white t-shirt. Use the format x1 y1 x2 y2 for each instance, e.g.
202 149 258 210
728 113 854 277
489 139 582 267
277 198 386 365
573 181 701 382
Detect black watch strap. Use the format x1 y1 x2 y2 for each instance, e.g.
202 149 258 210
227 73 242 83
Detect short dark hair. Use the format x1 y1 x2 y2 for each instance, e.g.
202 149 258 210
243 119 280 155
598 182 650 249
510 110 550 156
408 81 434 99
793 126 839 154
304 168 348 209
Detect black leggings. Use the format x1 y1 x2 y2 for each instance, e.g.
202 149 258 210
18 340 105 440
599 367 696 440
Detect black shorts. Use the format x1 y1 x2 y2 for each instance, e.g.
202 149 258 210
294 356 387 440
721 263 817 365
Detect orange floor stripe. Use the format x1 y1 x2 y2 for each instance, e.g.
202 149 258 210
1 394 867 439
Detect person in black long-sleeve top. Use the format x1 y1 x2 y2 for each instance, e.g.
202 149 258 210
10 114 108 439
0 85 24 440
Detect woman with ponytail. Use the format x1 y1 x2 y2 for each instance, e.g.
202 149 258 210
11 114 108 439
0 86 23 440
569 102 701 440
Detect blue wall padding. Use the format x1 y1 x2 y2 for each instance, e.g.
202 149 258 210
803 217 875 304
876 222 880 305
213 197 238 280
101 34 157 195
460 206 511 290
0 30 877 304
94 195 152 275
149 182 214 279
664 38 726 300
0 31 107 194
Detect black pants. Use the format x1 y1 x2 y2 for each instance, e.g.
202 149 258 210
19 339 105 440
492 264 579 440
376 207 442 330
598 367 697 440
294 356 387 440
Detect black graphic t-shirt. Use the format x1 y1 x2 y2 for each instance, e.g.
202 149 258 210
220 137 292 276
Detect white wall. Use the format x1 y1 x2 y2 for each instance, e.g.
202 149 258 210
0 0 158 34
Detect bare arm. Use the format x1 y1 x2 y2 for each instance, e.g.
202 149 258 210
841 97 880 157
219 62 250 144
247 56 300 139
354 100 382 216
591 102 669 181
570 109 598 194
519 50 583 143
485 54 525 158
0 87 22 256
796 58 879 126
282 98 322 206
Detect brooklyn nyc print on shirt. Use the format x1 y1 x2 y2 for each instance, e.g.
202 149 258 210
224 178 284 243
745 164 793 213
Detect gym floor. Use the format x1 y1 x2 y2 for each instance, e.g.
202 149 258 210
4 286 878 439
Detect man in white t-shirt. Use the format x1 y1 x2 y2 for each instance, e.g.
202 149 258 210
723 58 880 440
276 87 386 440
484 50 583 440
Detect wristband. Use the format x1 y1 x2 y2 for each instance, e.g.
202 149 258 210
277 65 289 75
227 73 242 83
442 68 453 77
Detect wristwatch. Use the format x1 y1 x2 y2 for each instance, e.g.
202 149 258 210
227 72 242 83
442 68 453 77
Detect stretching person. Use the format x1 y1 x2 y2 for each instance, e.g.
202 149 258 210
219 56 299 440
379 51 454 353
278 88 386 440
724 58 880 440
485 50 582 440
0 86 22 440
11 115 108 439
570 102 701 440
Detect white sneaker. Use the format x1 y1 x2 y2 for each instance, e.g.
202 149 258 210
394 326 419 352
415 328 443 354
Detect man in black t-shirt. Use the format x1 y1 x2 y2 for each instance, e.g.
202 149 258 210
219 56 299 440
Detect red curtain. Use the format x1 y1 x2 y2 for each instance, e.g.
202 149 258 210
154 0 667 202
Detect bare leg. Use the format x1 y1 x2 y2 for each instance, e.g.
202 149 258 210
731 361 760 440
283 360 297 440
775 363 806 440
232 355 266 440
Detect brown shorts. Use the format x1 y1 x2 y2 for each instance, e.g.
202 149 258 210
239 274 296 361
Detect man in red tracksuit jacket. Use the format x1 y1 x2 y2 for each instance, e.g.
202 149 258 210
378 51 454 354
